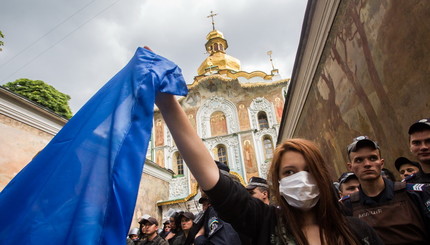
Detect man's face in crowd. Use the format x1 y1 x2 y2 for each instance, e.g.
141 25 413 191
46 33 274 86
348 147 384 181
339 178 360 197
142 222 157 236
399 163 420 179
248 187 267 202
410 129 430 164
129 234 138 240
201 200 211 211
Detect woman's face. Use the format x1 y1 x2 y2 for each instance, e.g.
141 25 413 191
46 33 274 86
164 224 171 232
169 218 176 229
278 151 308 179
181 217 193 231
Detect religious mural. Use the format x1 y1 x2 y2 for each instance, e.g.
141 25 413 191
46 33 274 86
154 119 164 147
293 0 430 175
210 111 228 137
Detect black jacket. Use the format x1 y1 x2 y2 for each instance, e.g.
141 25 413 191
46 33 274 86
190 206 242 245
405 171 430 183
342 179 430 244
206 173 382 245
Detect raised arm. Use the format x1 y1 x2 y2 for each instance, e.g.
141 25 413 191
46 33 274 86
156 92 219 190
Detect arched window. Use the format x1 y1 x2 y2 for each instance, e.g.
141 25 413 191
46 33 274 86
174 152 184 175
263 136 274 160
214 43 219 52
258 111 269 129
219 44 224 51
210 111 227 136
216 145 228 166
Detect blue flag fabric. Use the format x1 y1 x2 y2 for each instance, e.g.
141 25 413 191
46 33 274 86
0 47 188 244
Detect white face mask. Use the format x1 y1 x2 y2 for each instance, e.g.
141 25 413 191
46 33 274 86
279 171 320 210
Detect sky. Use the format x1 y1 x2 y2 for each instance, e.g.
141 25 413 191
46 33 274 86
0 0 308 114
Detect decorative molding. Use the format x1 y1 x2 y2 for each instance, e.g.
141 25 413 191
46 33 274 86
157 182 199 206
168 176 190 200
254 128 278 179
0 89 67 135
196 96 239 138
143 161 172 182
280 0 341 139
249 97 276 129
204 135 243 175
190 74 289 89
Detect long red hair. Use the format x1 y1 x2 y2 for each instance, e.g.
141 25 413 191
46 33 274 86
269 139 359 245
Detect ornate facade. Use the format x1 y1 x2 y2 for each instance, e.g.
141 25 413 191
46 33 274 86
147 28 289 218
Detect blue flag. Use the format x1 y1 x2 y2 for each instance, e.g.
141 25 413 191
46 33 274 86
0 47 188 244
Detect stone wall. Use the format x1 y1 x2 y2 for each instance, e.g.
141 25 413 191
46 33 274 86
292 0 430 178
131 167 171 228
0 115 55 190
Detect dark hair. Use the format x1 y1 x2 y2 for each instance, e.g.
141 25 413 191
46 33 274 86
269 139 360 245
255 186 270 199
168 211 183 234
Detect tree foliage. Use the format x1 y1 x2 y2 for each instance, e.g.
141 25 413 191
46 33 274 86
3 78 73 119
0 30 4 51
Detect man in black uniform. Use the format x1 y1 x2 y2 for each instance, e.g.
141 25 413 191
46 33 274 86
246 177 270 205
406 118 430 183
138 217 168 245
184 161 242 245
394 156 422 180
341 136 430 245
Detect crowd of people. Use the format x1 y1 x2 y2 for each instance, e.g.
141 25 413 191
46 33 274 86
127 84 430 245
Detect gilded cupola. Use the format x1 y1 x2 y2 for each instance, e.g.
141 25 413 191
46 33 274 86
197 29 241 76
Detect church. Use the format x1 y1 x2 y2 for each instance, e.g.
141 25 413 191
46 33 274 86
0 19 290 229
132 23 289 224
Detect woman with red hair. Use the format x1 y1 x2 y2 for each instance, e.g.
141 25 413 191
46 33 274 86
156 89 382 244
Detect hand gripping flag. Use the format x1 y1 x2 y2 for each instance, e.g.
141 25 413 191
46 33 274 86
0 47 188 244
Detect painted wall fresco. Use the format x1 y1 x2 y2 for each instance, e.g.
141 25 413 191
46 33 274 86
154 118 164 147
241 134 258 180
294 0 430 178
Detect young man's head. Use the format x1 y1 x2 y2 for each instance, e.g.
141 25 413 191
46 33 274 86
128 227 139 241
198 192 211 211
140 217 159 239
347 136 384 182
246 176 270 204
338 172 359 197
394 156 422 180
408 118 430 168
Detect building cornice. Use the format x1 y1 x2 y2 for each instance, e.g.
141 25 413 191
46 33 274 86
143 160 173 182
0 86 67 135
156 182 199 206
189 74 289 90
278 0 341 141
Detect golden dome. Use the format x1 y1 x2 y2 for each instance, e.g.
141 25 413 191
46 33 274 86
197 30 241 76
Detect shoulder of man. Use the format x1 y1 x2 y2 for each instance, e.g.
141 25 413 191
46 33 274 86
405 183 430 192
340 191 361 203
405 172 430 184
205 206 241 243
404 173 418 183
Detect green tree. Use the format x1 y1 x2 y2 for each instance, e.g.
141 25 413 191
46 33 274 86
3 78 73 119
0 30 4 51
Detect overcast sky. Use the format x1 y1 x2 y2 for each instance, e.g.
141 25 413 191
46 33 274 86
0 0 307 113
